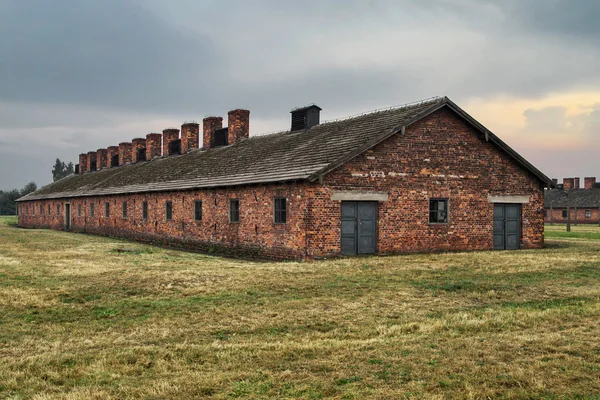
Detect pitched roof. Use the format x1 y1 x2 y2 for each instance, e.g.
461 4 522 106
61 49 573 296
544 189 600 208
18 96 552 202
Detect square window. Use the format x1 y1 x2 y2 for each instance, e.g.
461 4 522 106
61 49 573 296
585 210 592 218
122 202 127 219
274 198 287 224
142 201 148 220
194 200 202 221
90 203 95 218
166 201 173 221
105 202 110 218
229 199 240 223
429 199 448 224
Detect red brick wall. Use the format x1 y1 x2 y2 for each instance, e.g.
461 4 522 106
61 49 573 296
18 106 546 259
544 207 600 225
18 183 310 259
307 106 544 256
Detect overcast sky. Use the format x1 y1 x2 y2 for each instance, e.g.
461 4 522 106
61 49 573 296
1 0 599 190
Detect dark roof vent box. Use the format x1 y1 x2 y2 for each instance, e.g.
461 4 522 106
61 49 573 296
290 104 322 131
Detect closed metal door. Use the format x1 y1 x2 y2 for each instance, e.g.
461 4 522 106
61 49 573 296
493 203 521 250
341 202 377 255
65 204 71 232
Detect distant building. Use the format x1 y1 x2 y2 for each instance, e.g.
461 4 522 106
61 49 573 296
545 177 600 224
17 97 552 259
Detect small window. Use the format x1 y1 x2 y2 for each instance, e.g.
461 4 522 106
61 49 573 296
40 205 43 215
229 199 240 223
543 209 547 217
78 204 82 217
142 201 148 220
194 200 202 221
105 202 110 218
166 201 173 221
122 202 128 219
137 148 146 162
90 161 97 171
429 199 448 224
90 203 95 218
274 198 287 224
562 210 567 218
213 128 228 147
32 205 35 216
585 210 592 218
168 140 181 155
56 204 60 216
47 204 51 216
110 155 119 167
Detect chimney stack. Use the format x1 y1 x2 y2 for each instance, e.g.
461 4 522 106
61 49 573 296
228 109 250 145
163 128 180 156
96 148 108 170
203 116 223 149
551 178 558 186
585 177 596 189
290 104 322 131
146 133 162 160
132 138 147 163
181 122 200 153
79 154 88 174
574 177 580 190
87 152 97 172
563 178 574 191
107 146 119 168
118 142 133 166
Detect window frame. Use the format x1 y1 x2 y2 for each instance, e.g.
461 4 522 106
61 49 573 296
166 201 173 221
142 201 148 220
122 201 128 219
274 197 287 224
105 202 110 218
90 203 95 218
562 210 568 219
56 204 60 216
48 204 51 216
194 200 202 222
429 198 449 224
585 209 592 218
229 199 240 223
78 204 82 217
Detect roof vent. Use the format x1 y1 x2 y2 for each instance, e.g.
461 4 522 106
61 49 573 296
290 104 322 131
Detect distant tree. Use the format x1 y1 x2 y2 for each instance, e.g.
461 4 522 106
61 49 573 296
0 183 35 215
52 158 74 182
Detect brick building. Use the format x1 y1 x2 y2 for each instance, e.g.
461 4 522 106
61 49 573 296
17 97 552 259
544 177 600 225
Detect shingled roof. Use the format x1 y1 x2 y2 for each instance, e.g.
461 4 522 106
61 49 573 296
18 96 553 202
545 189 600 208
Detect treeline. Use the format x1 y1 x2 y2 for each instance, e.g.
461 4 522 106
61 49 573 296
0 182 37 215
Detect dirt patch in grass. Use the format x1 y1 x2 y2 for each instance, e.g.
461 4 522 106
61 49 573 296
0 218 599 399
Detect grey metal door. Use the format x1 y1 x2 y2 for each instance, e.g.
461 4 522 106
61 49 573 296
65 204 71 232
341 202 377 255
493 203 521 250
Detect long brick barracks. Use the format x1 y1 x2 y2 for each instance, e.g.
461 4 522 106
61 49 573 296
17 97 553 259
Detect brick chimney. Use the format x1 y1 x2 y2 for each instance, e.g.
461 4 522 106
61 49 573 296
107 146 119 168
79 153 88 174
563 178 574 191
551 178 558 186
574 177 580 190
228 109 250 145
162 128 180 156
132 138 147 163
96 148 108 170
87 151 97 172
118 142 133 166
203 116 223 149
585 177 596 189
146 133 162 160
181 123 200 153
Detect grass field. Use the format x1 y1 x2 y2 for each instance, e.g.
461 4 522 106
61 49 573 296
1 216 599 399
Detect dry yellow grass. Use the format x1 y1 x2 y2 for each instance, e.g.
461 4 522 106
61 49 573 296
1 216 599 399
